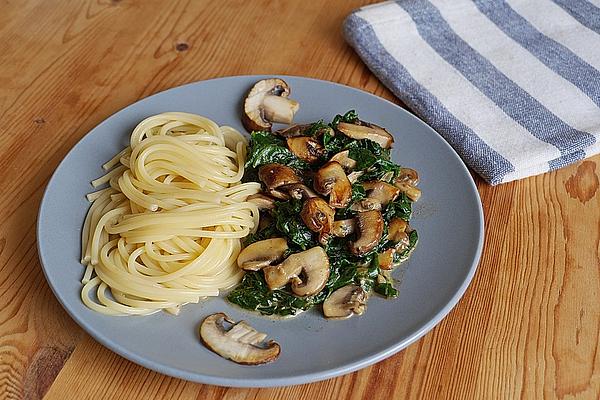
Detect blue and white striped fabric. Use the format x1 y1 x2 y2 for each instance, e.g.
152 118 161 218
344 0 600 184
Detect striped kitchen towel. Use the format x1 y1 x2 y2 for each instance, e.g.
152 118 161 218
344 0 600 184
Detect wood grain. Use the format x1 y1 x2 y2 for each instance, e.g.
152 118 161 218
0 1 598 399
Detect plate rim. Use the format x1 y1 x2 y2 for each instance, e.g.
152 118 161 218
37 74 484 387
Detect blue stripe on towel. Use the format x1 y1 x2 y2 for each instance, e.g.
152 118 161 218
398 0 596 156
548 150 586 170
473 0 600 108
552 0 600 34
344 12 515 184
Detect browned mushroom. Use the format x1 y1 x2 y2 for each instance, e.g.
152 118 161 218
349 210 384 256
323 284 368 319
263 247 330 297
330 150 357 171
394 180 422 202
331 219 356 237
258 164 302 200
242 78 299 132
336 120 394 149
396 168 419 186
362 181 400 206
300 197 335 245
199 313 281 365
378 218 410 270
350 198 382 212
283 183 317 200
313 161 352 208
286 137 326 164
237 238 288 271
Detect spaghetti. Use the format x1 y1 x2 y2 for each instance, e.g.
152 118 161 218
80 112 260 315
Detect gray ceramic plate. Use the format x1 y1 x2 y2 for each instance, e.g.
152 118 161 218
38 75 483 387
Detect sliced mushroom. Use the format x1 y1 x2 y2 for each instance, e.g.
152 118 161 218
237 238 288 271
331 219 356 237
330 150 357 171
362 181 400 206
387 218 408 242
378 219 410 270
242 78 299 132
396 168 419 186
349 210 384 256
394 180 422 202
258 164 301 193
200 313 281 365
336 120 394 149
266 188 290 201
286 136 326 164
347 170 364 184
247 193 276 211
263 246 330 297
283 183 317 200
350 198 382 212
300 198 334 245
323 285 368 319
378 248 395 270
313 161 352 208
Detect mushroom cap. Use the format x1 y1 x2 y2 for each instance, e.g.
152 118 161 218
286 136 326 164
242 78 299 132
258 164 302 191
263 246 330 297
199 313 281 365
237 238 288 271
300 197 335 245
336 120 394 149
349 210 384 256
323 284 368 319
313 161 352 208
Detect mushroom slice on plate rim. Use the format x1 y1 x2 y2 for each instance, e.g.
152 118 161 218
242 78 299 132
199 313 281 365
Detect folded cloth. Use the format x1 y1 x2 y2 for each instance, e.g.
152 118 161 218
344 0 600 184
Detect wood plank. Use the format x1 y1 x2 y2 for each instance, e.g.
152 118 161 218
0 0 598 399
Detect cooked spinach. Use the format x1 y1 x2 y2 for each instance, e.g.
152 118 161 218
395 230 418 263
331 109 359 128
374 280 399 298
245 131 309 170
227 272 315 316
323 130 353 155
229 110 420 317
383 193 412 221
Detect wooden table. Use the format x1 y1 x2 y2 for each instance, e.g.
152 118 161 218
2 1 599 398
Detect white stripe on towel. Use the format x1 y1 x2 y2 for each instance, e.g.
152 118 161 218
433 0 600 136
507 0 600 71
356 2 561 172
